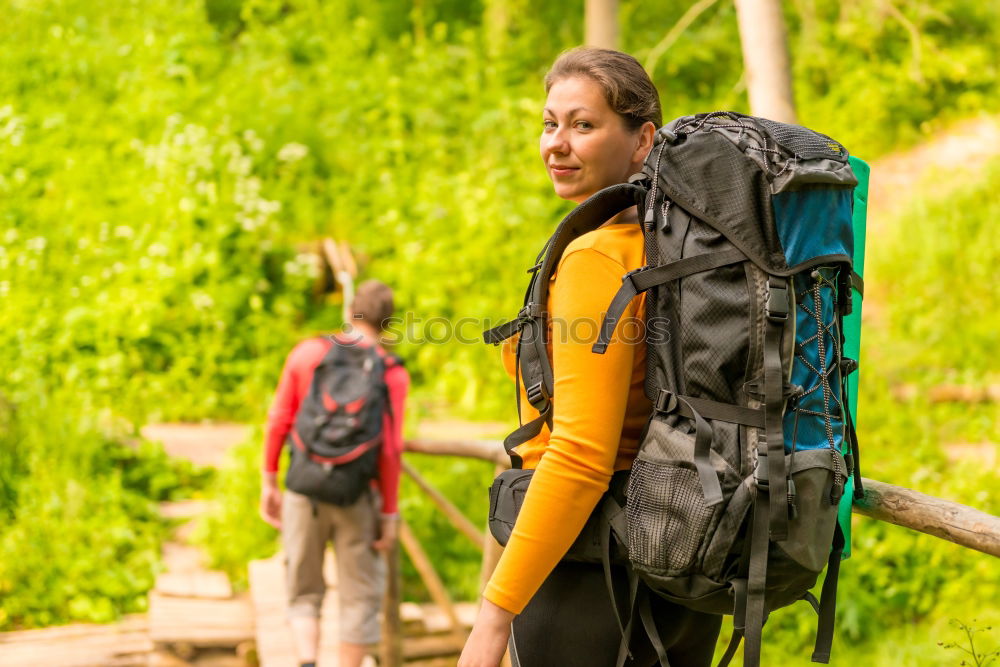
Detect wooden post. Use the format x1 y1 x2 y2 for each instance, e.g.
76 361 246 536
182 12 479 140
322 238 356 322
380 541 403 667
853 477 1000 558
398 519 465 639
404 438 509 467
402 460 486 549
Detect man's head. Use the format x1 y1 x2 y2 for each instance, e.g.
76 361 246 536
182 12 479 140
350 279 395 332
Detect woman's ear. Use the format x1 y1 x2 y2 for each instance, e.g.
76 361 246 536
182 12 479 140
633 121 656 166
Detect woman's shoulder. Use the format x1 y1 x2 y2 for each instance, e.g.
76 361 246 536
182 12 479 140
561 223 645 271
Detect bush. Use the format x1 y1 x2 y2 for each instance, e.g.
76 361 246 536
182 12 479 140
0 392 210 630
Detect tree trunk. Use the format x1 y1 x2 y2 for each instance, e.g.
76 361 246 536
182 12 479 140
733 0 797 123
585 0 618 49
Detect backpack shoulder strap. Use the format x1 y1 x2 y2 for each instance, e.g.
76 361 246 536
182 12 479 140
488 183 647 467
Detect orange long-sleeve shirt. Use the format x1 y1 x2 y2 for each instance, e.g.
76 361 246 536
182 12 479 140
484 223 650 614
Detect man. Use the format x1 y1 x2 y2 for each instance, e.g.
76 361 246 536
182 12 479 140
260 279 409 667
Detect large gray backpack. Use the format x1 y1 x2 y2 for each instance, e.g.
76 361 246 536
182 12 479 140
485 112 864 666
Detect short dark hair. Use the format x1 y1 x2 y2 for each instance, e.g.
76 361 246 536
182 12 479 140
545 47 662 131
351 280 395 332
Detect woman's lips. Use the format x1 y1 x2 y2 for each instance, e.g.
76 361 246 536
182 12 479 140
550 165 579 177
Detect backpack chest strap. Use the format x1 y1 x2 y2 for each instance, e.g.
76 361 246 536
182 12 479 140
593 248 747 354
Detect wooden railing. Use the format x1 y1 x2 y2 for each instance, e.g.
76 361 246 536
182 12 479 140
379 439 1000 666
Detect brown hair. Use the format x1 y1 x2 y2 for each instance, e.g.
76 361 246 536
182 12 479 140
545 47 662 131
351 280 395 332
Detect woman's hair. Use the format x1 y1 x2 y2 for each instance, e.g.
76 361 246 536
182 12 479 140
545 47 662 131
351 279 395 332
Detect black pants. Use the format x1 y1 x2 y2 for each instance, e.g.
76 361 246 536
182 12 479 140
509 560 722 667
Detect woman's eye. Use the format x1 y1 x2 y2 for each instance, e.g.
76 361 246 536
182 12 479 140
575 120 593 130
543 120 557 131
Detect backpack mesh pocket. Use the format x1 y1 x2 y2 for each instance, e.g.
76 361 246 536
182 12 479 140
627 459 717 573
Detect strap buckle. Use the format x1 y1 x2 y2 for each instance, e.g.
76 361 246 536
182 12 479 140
518 302 543 320
654 389 678 413
838 268 853 315
755 451 769 490
525 381 550 406
483 304 541 346
621 266 649 290
765 283 789 322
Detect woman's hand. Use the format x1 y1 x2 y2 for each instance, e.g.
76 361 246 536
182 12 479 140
458 598 515 667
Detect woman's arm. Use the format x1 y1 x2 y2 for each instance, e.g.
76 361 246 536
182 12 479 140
483 246 643 613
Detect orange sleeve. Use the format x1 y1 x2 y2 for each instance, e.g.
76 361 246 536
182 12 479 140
483 247 642 614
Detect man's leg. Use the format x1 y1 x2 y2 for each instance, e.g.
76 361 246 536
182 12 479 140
288 616 320 665
339 641 370 667
282 491 329 666
331 489 385 667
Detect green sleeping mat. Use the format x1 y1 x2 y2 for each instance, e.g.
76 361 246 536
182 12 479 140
838 155 869 559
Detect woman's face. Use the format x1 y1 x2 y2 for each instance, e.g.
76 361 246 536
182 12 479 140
540 76 650 203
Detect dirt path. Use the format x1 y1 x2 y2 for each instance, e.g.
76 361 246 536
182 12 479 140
141 423 254 467
867 113 1000 233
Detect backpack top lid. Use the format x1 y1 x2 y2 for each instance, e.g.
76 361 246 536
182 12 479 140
647 111 859 275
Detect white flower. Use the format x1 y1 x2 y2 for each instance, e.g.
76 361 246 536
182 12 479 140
277 142 309 163
191 291 215 310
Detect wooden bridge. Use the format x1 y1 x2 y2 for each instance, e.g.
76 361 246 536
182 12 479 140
0 423 997 666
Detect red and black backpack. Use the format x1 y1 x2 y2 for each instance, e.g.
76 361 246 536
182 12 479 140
285 335 400 506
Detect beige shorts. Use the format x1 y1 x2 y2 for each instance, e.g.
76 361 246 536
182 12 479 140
281 489 385 644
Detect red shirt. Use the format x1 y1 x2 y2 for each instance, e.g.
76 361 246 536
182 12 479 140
264 334 409 515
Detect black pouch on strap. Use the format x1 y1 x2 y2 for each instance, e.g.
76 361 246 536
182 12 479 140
488 468 534 546
487 468 629 564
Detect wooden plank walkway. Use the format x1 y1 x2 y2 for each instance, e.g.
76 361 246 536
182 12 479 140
249 551 477 666
150 498 255 657
249 551 346 667
149 592 255 648
0 615 151 666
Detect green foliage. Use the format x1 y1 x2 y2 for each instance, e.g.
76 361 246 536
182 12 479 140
868 160 1000 382
2 0 998 655
193 435 280 590
398 454 495 602
789 0 1000 155
939 619 1000 667
4 0 998 428
0 393 210 630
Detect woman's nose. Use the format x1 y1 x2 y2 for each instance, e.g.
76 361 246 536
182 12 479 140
544 127 570 156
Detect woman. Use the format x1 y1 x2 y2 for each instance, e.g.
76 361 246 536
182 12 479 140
459 48 723 667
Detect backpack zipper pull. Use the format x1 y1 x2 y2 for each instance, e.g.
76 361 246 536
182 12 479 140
786 477 798 520
831 447 844 504
660 199 672 232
